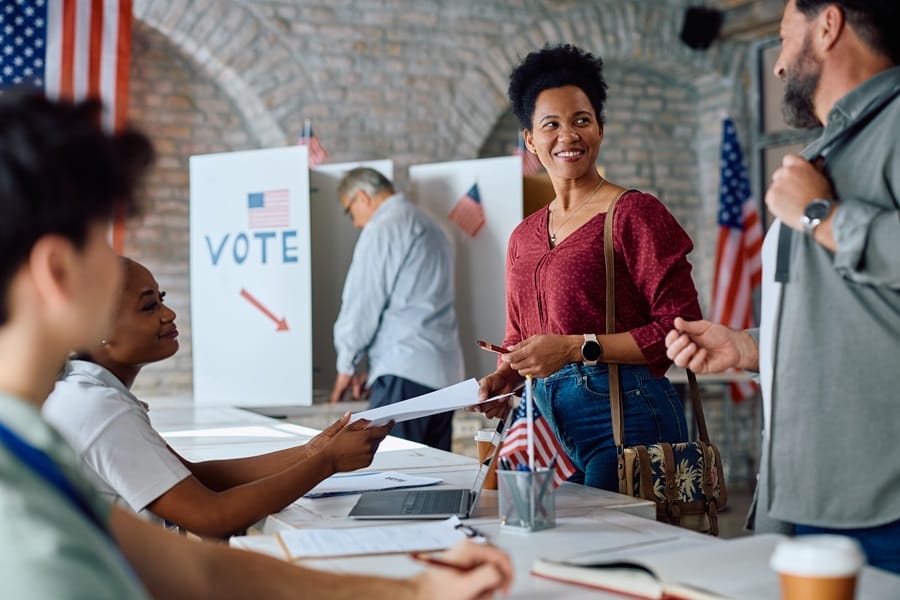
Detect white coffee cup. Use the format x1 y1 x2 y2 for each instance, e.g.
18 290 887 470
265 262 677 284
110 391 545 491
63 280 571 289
770 535 864 600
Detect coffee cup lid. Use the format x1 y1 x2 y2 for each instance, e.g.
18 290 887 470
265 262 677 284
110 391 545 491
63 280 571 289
474 429 497 443
770 535 864 577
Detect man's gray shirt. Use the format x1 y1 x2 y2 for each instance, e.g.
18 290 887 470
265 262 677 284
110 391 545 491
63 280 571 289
765 66 900 528
334 193 464 390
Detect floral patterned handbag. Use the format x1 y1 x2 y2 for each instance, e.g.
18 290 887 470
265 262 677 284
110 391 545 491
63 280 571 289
603 191 727 535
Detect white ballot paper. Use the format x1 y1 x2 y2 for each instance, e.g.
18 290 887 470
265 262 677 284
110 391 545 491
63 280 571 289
303 471 442 498
350 378 515 427
277 516 470 559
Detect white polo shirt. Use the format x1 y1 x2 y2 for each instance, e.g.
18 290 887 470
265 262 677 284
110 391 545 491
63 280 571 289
43 360 190 520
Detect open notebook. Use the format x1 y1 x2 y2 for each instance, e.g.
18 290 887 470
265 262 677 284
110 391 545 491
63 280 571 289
348 413 508 519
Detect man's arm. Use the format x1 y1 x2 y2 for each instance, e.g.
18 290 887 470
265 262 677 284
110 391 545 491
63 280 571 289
110 506 512 600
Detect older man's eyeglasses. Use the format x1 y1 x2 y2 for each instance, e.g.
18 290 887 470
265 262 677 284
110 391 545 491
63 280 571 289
342 194 359 218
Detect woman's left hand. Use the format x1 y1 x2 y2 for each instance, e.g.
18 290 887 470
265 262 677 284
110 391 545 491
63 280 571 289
501 334 579 379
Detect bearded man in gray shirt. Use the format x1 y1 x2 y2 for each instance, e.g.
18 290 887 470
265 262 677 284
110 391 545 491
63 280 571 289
329 168 464 451
665 0 900 574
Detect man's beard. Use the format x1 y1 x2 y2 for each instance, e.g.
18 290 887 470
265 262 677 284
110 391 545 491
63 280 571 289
781 37 822 130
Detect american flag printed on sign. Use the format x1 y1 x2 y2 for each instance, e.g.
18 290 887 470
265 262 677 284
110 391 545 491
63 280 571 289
448 182 486 237
711 118 762 401
0 0 133 133
248 189 290 229
499 401 577 488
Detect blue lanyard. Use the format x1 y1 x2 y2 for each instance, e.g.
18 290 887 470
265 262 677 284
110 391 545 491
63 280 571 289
0 421 108 536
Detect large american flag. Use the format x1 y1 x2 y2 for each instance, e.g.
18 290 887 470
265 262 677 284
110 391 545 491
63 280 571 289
0 0 133 252
499 400 577 488
448 182 486 237
248 189 290 229
711 118 762 401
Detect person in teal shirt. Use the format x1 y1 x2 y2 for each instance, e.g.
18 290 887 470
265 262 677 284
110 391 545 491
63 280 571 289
0 90 512 599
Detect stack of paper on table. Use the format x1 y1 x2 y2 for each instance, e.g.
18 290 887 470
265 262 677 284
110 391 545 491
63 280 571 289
274 516 471 560
532 534 786 599
350 378 516 427
303 471 442 498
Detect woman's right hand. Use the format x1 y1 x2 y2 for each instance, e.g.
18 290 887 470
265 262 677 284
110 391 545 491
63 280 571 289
471 364 521 419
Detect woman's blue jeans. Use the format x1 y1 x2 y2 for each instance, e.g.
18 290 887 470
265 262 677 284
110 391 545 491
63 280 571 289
534 362 689 491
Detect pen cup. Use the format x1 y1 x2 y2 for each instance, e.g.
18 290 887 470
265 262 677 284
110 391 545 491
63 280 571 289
474 429 500 490
497 468 555 531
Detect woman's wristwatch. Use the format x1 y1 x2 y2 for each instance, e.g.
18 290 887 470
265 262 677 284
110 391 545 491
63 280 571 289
581 334 603 366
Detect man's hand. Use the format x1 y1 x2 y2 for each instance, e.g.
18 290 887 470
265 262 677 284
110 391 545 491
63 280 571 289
664 317 759 373
766 154 835 232
330 372 369 404
500 334 578 379
412 540 514 600
320 418 393 473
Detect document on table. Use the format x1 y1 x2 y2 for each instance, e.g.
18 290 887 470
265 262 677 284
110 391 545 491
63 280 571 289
303 471 442 498
276 516 470 559
350 378 517 427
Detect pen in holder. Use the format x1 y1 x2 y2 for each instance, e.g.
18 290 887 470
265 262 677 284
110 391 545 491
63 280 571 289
497 467 555 532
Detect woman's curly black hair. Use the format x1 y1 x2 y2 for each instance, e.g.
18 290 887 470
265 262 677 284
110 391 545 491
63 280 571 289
507 44 608 130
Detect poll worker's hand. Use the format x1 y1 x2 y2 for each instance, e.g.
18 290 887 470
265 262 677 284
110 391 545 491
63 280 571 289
321 418 393 473
412 540 514 600
766 154 834 231
304 412 351 456
665 317 759 374
473 364 521 419
501 334 575 379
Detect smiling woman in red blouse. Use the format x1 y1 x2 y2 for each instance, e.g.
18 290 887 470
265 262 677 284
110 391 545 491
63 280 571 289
476 44 703 491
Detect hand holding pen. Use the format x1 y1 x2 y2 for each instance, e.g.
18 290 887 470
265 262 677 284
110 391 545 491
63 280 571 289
409 540 514 598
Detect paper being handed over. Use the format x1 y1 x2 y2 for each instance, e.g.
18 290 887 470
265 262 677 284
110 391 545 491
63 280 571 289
350 378 517 427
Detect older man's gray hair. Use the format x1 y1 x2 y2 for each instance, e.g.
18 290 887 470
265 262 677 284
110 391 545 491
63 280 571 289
337 167 394 201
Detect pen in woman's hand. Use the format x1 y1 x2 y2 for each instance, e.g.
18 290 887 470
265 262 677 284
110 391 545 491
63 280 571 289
477 340 506 354
409 552 477 572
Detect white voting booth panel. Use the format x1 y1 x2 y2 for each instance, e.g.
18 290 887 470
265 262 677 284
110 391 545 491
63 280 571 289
309 161 393 393
190 146 313 406
409 156 523 379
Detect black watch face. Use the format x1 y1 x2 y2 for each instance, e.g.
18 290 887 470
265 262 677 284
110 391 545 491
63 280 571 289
805 200 831 221
582 341 602 362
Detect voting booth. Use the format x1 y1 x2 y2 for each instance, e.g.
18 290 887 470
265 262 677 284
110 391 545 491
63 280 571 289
189 146 313 406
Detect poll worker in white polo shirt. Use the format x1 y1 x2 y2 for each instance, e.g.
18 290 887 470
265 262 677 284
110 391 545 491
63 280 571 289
44 257 394 538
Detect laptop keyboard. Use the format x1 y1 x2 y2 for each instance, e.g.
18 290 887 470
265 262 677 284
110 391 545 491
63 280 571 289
401 489 465 514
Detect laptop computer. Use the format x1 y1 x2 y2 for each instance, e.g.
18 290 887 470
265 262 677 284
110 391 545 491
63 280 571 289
348 413 509 520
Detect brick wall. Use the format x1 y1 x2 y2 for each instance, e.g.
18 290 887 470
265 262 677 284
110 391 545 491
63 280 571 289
127 0 754 402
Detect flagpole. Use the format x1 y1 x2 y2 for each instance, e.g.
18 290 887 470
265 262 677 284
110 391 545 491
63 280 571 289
525 374 534 472
303 118 311 143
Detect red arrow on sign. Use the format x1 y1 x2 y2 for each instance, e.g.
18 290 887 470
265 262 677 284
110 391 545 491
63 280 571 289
240 288 289 332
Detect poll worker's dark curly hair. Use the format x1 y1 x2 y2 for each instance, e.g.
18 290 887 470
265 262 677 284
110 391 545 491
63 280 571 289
507 44 608 130
0 89 154 325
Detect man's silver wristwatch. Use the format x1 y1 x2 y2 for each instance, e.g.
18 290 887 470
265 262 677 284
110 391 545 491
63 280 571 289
580 334 602 366
801 198 834 234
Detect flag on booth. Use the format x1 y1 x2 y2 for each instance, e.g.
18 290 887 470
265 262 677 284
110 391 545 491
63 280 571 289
711 118 763 401
0 0 133 133
448 182 486 237
248 189 290 229
499 400 577 488
514 137 543 176
298 119 328 167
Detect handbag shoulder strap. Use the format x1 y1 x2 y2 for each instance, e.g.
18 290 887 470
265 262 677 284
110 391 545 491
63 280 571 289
603 190 712 448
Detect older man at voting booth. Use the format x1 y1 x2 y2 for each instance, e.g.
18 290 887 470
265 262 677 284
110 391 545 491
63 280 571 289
329 168 464 451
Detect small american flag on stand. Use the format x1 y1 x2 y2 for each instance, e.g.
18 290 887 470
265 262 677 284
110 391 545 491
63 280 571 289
298 118 328 167
514 137 543 176
248 189 290 229
711 118 762 402
499 400 576 488
448 182 485 237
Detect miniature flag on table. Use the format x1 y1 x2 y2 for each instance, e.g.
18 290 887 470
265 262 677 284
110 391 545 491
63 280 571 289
248 189 290 229
448 183 486 237
298 119 328 167
499 401 577 488
711 118 763 402
514 137 543 176
0 0 134 252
